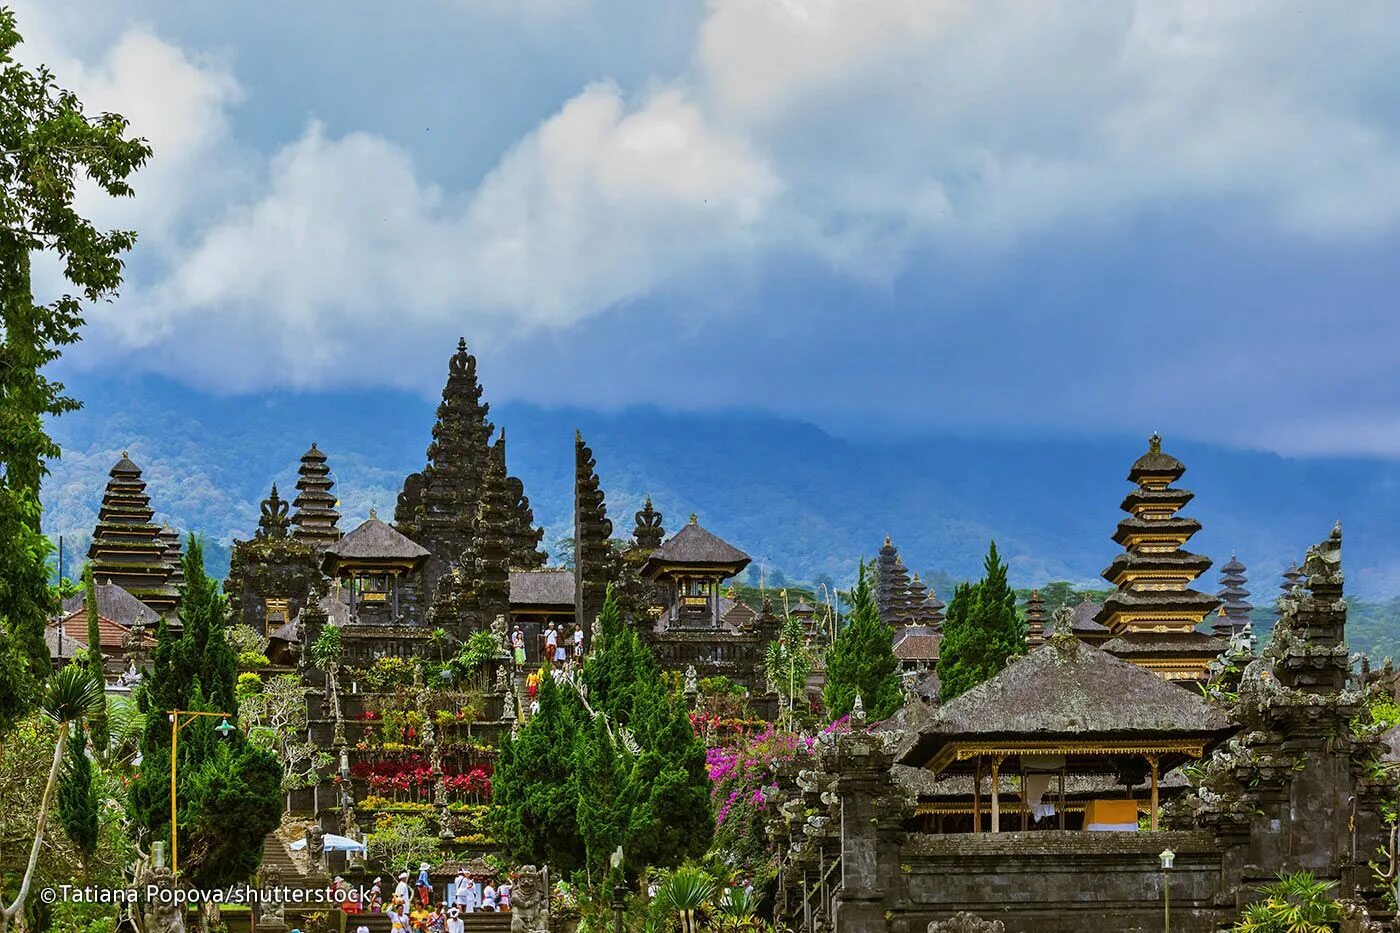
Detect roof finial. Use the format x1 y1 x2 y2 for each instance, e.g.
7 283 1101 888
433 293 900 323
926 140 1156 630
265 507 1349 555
369 507 378 520
689 513 698 525
884 534 892 546
1332 519 1343 541
122 450 129 458
1149 433 1162 454
457 337 467 352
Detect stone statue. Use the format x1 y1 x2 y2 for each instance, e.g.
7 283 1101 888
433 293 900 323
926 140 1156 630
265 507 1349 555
510 865 548 933
850 693 866 727
306 825 326 870
683 665 699 697
927 913 1006 932
493 614 510 654
258 865 286 924
590 612 604 650
439 805 455 840
495 664 510 695
142 866 187 933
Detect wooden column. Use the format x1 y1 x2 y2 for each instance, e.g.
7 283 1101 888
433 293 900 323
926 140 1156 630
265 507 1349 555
1021 769 1028 830
990 757 1003 834
973 758 982 834
1148 754 1160 831
1058 769 1066 830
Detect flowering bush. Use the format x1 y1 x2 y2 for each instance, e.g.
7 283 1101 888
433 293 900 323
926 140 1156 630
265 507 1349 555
349 758 493 802
705 719 852 878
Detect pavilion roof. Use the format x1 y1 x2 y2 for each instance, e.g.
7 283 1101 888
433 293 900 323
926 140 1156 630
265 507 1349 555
641 519 750 577
322 516 429 568
63 581 160 629
509 569 575 606
894 632 942 661
897 636 1234 772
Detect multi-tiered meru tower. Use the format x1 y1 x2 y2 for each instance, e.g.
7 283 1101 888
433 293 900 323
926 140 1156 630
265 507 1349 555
87 453 181 617
1095 434 1223 682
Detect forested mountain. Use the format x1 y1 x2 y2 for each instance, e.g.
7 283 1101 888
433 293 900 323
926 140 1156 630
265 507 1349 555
42 374 1400 627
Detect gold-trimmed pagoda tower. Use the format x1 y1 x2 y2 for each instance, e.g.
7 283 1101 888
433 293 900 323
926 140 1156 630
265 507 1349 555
1094 434 1223 682
291 442 342 550
87 453 180 617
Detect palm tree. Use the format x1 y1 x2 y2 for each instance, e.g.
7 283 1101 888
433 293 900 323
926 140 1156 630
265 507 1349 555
1 665 105 933
1233 870 1341 932
653 866 716 933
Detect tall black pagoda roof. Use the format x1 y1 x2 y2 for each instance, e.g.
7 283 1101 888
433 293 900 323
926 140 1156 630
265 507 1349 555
641 516 750 577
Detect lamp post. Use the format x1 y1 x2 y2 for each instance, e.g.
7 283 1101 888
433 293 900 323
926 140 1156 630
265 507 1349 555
1159 847 1175 933
610 846 625 933
168 709 234 874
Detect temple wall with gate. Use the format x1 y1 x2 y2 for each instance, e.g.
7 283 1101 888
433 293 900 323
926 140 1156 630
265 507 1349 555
891 830 1227 933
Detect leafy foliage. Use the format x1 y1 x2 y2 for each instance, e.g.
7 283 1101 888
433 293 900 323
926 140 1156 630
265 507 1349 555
0 6 150 741
937 541 1027 702
55 726 98 860
1233 871 1341 932
128 537 280 887
79 565 108 756
308 622 341 670
823 562 900 720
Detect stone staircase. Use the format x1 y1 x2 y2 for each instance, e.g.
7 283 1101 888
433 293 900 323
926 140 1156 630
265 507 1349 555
261 833 330 892
347 912 509 933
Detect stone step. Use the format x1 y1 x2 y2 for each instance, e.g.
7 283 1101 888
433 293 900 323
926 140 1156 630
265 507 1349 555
345 912 510 933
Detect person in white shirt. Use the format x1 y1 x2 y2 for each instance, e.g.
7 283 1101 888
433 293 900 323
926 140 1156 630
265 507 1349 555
572 625 584 665
497 881 512 911
544 625 558 670
481 883 497 912
393 873 412 906
445 908 464 933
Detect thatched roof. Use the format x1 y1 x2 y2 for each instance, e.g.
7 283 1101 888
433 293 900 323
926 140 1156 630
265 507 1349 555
63 582 159 629
322 517 429 567
509 569 574 606
897 637 1235 769
642 518 750 577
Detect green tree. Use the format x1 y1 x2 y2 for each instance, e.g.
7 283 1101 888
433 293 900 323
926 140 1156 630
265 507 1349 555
492 673 586 873
1 665 104 933
765 614 814 721
937 541 1026 702
55 726 98 862
1233 871 1340 932
0 7 151 738
823 562 901 720
575 715 626 881
80 564 108 756
128 537 280 887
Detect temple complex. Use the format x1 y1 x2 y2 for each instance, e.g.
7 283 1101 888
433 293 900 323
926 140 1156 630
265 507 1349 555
1095 434 1224 682
66 339 1400 931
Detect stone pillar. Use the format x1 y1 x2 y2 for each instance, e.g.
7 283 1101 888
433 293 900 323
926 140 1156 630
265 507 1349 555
820 724 910 932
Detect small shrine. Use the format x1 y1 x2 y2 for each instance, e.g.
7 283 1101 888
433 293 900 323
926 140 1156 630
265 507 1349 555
322 511 430 623
640 515 752 629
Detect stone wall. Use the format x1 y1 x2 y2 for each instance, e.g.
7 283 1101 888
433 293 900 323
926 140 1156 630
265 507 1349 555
894 830 1226 933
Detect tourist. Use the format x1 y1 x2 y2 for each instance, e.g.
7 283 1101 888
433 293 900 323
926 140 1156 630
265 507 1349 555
512 625 526 669
409 900 428 933
553 628 567 668
355 922 370 933
368 877 383 912
426 904 444 933
529 698 540 717
416 862 433 906
572 624 584 665
452 871 468 913
461 874 478 913
497 878 511 911
544 624 558 670
526 668 541 700
446 908 464 933
394 872 412 906
481 882 497 912
387 898 408 933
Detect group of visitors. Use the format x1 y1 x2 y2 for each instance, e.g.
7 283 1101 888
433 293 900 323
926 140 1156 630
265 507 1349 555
347 863 512 933
509 622 584 671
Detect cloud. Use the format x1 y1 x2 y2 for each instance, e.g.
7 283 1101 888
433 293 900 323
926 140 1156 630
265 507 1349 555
18 0 1400 454
84 82 776 390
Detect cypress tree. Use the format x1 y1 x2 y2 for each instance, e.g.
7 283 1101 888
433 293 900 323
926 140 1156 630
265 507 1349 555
56 725 99 861
937 541 1026 702
823 562 901 720
81 564 109 756
129 536 280 886
492 674 587 874
575 715 626 879
617 676 714 875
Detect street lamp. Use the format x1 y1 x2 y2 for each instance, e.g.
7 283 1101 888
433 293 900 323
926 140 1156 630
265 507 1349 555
1159 848 1175 933
610 846 625 933
168 709 235 874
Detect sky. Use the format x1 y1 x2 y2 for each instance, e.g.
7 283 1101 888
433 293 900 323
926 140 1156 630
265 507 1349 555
17 0 1400 456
